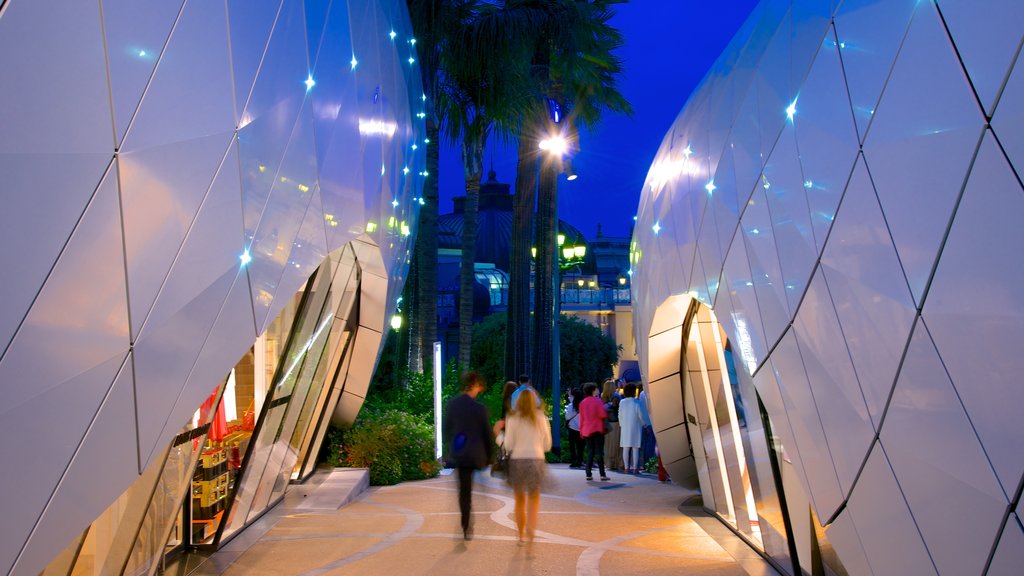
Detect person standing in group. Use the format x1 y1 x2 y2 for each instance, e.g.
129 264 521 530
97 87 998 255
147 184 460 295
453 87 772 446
618 383 645 474
564 387 584 468
602 380 623 471
443 371 493 540
579 382 609 481
504 386 551 551
638 383 656 464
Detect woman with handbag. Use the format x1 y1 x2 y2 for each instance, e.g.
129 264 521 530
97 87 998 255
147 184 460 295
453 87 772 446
504 387 551 549
579 382 609 481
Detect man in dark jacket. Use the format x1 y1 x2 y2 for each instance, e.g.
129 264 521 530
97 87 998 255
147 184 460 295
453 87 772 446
443 371 493 540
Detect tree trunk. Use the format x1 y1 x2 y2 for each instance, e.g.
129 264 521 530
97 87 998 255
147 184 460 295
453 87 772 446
458 133 485 370
505 130 538 380
531 152 559 394
413 122 440 372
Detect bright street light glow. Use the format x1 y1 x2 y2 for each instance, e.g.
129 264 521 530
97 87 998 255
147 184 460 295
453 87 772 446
538 136 567 155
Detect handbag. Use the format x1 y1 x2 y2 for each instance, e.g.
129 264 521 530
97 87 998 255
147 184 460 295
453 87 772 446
491 446 509 479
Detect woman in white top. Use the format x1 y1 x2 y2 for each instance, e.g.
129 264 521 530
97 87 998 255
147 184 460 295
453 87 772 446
618 383 645 474
504 387 551 548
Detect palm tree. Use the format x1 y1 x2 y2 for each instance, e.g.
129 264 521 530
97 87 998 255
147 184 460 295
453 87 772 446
406 0 476 372
499 0 631 393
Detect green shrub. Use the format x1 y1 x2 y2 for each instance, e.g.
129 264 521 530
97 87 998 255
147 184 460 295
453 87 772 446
341 408 442 485
643 456 659 474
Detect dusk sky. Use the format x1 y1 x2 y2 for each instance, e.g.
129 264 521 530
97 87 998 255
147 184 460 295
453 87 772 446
437 0 761 240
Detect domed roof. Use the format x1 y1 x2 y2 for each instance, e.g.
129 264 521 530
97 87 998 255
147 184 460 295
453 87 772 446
438 171 594 273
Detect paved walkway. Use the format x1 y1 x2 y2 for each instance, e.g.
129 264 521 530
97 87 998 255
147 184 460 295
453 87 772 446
174 465 779 576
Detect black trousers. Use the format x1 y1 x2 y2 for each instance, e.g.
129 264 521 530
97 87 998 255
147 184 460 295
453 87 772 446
568 429 584 466
585 433 606 476
457 467 475 532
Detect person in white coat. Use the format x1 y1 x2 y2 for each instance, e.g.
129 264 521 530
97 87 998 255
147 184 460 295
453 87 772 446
617 383 645 474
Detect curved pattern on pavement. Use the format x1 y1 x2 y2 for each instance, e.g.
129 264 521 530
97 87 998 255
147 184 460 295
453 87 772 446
220 465 779 576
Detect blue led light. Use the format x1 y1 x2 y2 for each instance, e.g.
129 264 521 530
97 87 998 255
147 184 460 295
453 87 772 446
786 99 797 120
350 55 358 70
389 30 397 40
239 249 252 266
305 74 316 91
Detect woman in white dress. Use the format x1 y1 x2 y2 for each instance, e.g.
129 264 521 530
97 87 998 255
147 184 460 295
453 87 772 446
617 383 645 474
504 387 552 549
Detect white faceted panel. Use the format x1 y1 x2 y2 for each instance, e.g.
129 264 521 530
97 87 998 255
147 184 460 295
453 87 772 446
882 319 1007 576
250 101 319 332
0 165 129 573
0 0 113 355
0 353 126 576
648 373 685 434
833 0 918 139
770 330 844 518
238 0 310 241
988 515 1024 576
792 29 859 253
740 189 790 347
133 147 247 469
761 126 818 313
658 423 693 465
226 0 283 121
847 443 937 575
145 269 257 470
753 363 813 505
341 327 384 400
271 187 330 314
861 0 986 305
14 358 137 575
824 511 873 576
923 131 1024 495
820 158 915 422
309 0 354 173
721 234 769 368
993 50 1024 179
793 269 874 494
101 0 184 143
648 325 684 383
936 0 1024 115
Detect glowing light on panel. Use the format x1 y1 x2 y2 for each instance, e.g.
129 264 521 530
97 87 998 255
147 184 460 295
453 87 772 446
408 57 415 64
403 166 410 175
804 180 813 188
350 55 358 69
358 118 397 137
392 199 399 207
389 30 397 40
652 222 661 234
411 38 417 46
366 221 378 233
567 174 578 181
305 74 316 90
786 98 797 120
381 164 386 176
297 184 309 193
239 249 252 266
683 145 693 156
705 181 716 194
412 144 418 150
418 198 425 206
137 49 147 57
401 222 410 236
258 165 266 172
424 138 431 143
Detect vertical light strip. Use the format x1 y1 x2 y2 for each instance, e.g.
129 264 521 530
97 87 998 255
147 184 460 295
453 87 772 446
692 321 737 523
433 342 443 459
711 313 762 544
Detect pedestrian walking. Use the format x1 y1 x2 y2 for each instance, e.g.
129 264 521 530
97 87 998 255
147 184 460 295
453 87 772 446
618 383 645 474
579 382 609 481
602 380 624 471
443 371 493 540
504 386 551 550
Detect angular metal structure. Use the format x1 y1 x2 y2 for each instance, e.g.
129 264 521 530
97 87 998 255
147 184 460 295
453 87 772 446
0 0 423 573
634 1 1024 574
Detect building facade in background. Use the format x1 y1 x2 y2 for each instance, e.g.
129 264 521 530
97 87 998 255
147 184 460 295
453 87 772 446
633 0 1024 575
0 0 423 573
